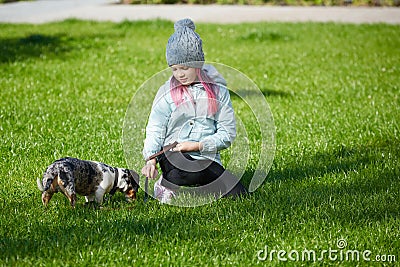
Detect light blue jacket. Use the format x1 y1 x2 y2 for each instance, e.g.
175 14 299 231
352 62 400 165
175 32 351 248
143 65 236 165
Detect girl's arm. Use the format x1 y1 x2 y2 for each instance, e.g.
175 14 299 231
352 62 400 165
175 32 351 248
142 84 172 160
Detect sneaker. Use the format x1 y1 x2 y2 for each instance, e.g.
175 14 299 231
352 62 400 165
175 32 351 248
154 176 176 204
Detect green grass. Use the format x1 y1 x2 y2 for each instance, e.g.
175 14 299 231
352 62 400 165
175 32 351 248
1 19 399 266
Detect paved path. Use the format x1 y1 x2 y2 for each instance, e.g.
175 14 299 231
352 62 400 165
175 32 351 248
1 0 399 24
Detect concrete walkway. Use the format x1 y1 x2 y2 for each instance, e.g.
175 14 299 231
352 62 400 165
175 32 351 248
0 0 399 24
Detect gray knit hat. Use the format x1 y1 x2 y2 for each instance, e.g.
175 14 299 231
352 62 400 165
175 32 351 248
166 18 204 68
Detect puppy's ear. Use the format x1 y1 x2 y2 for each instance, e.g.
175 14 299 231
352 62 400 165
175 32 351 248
132 170 140 185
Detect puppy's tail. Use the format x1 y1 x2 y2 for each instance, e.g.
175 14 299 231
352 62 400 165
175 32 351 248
37 178 45 192
38 174 57 206
37 174 54 192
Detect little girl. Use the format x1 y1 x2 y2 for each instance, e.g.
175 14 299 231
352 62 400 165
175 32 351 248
141 18 247 203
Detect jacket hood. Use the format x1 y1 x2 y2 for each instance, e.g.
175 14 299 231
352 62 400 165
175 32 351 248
202 64 227 86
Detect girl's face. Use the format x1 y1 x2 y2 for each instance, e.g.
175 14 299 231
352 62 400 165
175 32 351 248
171 65 197 86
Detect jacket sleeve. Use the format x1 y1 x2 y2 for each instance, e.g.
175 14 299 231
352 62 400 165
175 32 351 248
200 86 236 153
142 84 172 160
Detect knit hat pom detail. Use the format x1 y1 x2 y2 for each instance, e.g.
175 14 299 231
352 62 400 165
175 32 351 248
174 18 195 31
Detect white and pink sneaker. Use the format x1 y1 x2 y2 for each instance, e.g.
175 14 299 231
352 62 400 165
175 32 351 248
154 176 176 204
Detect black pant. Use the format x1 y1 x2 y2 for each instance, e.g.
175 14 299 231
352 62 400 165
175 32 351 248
158 151 248 198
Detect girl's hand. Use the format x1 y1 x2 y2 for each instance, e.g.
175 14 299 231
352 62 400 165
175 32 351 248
173 141 203 152
141 159 158 179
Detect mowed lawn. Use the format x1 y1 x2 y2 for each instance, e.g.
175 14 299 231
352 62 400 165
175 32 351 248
0 20 399 266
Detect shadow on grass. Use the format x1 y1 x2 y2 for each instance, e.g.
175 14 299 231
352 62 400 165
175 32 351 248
0 19 172 64
246 137 400 222
0 215 153 262
0 34 71 63
230 87 293 100
1 196 225 262
267 138 399 183
239 30 294 43
0 194 155 261
261 87 293 98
